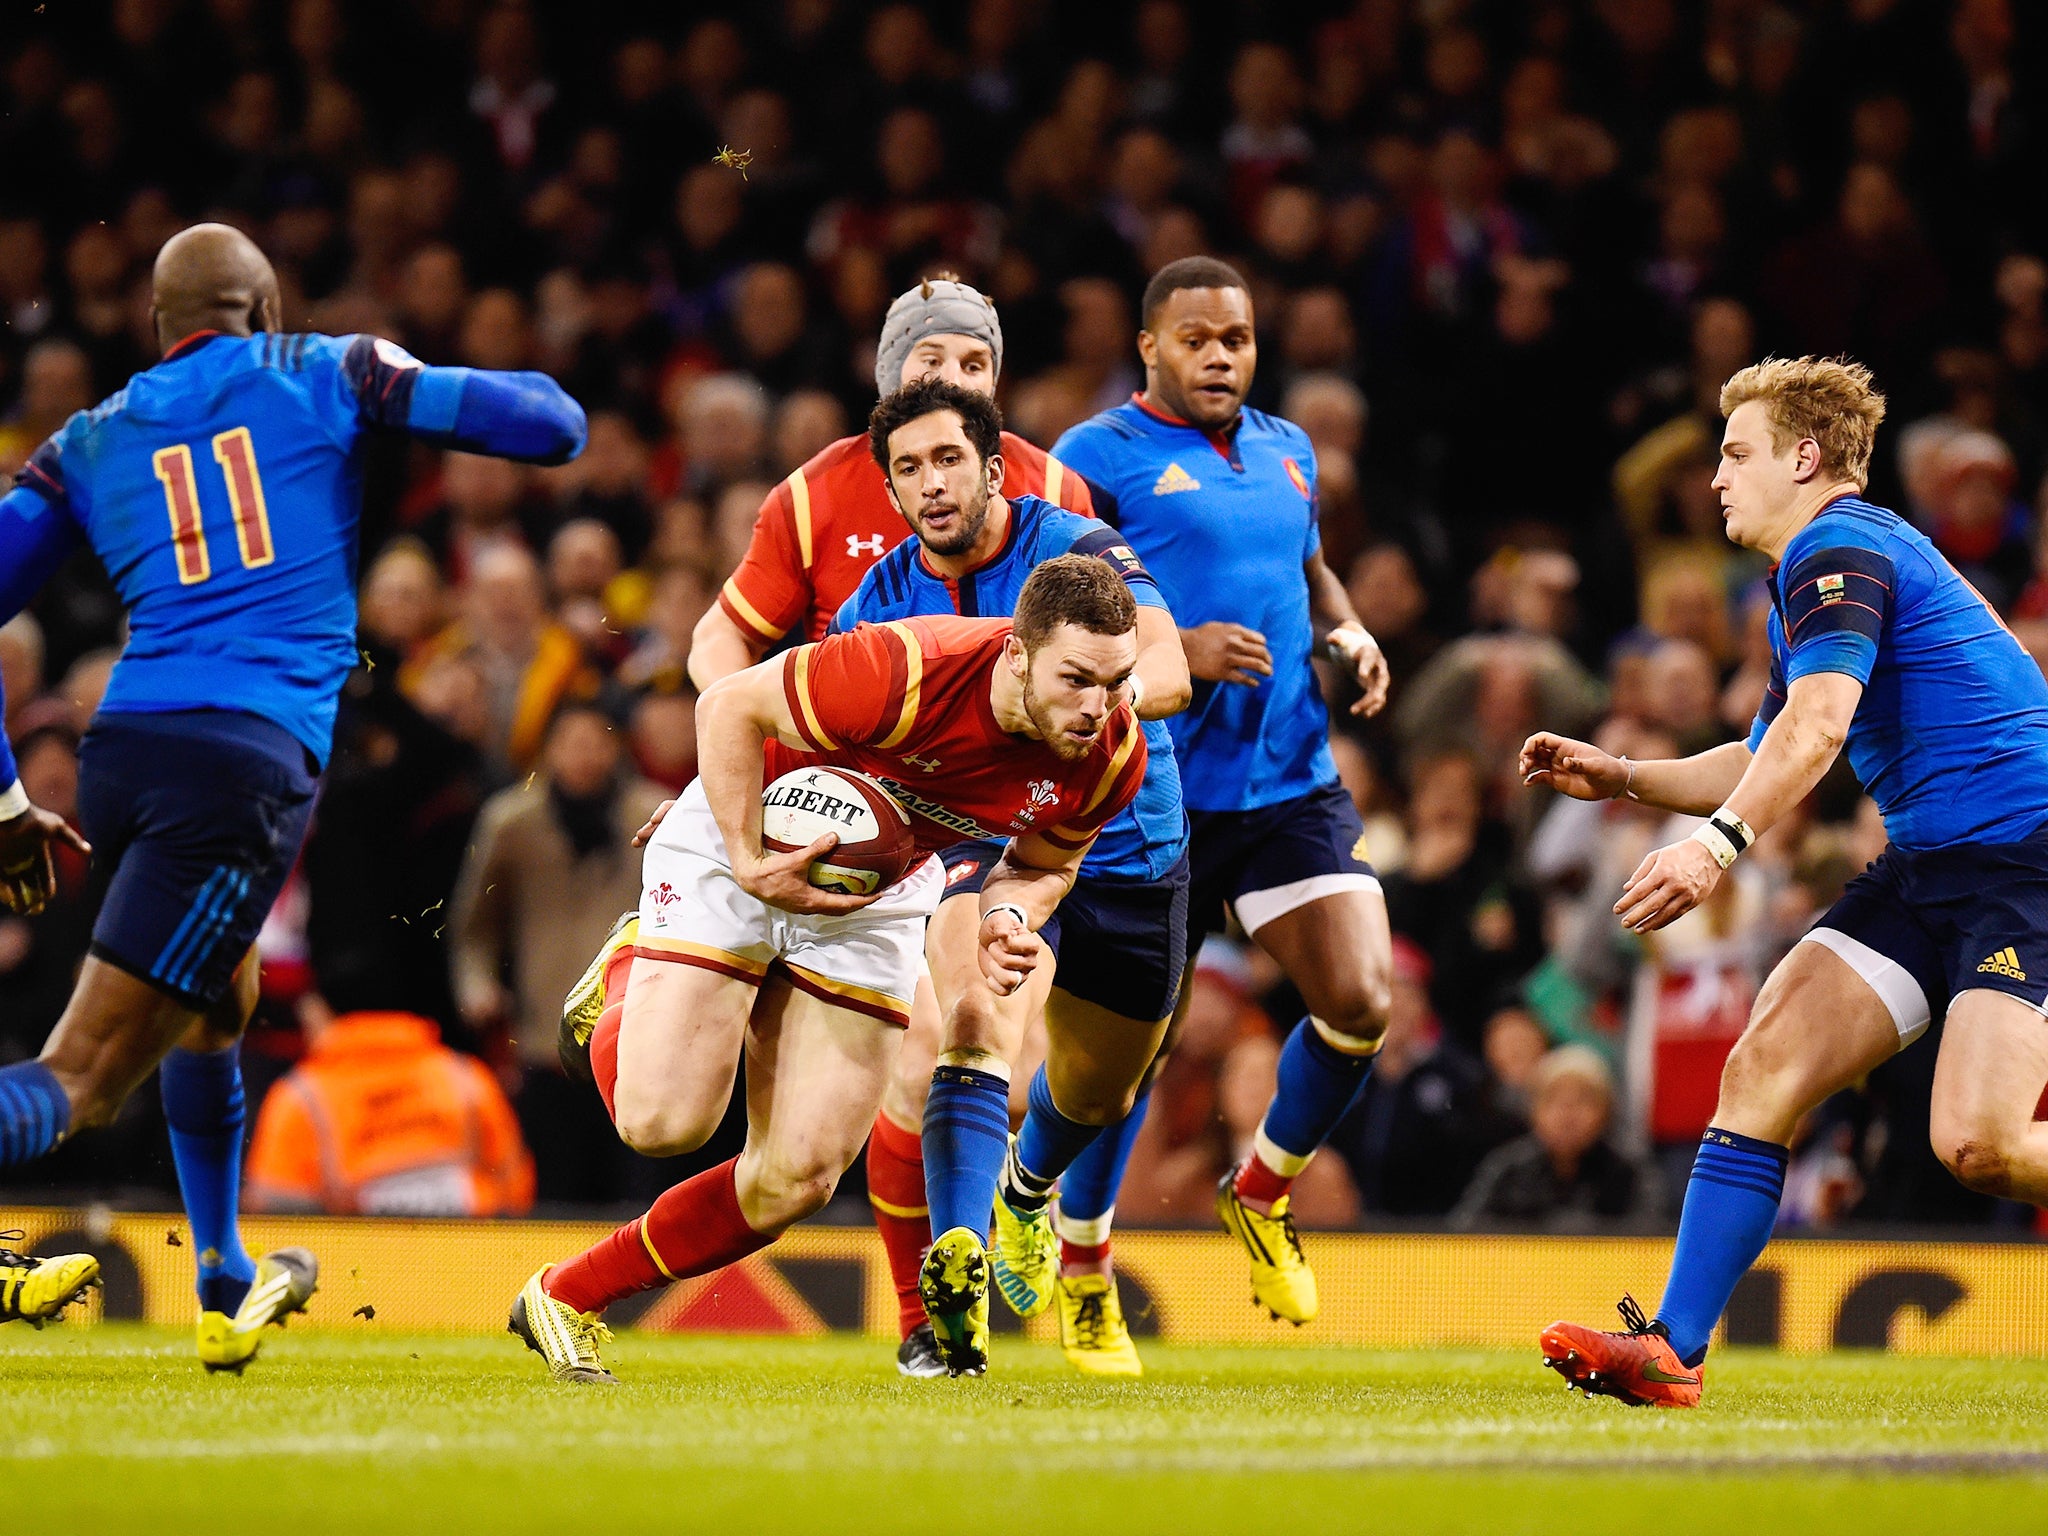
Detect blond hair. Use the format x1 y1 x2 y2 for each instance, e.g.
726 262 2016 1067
1718 356 1888 490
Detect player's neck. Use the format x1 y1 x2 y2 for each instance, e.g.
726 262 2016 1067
988 663 1035 739
1136 385 1238 438
1761 480 1863 561
925 494 1011 580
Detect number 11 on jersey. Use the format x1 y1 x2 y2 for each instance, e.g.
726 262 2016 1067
153 426 276 585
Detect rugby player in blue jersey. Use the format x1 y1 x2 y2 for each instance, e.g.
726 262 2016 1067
1527 357 2048 1407
834 378 1191 1377
1055 258 1394 1325
0 225 585 1366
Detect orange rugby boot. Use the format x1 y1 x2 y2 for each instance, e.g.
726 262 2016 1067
1540 1295 1703 1408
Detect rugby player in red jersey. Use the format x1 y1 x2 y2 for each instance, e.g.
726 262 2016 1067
676 277 1095 1374
557 278 1090 1372
510 556 1147 1383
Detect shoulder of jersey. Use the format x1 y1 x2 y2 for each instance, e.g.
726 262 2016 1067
1065 402 1149 444
800 432 883 484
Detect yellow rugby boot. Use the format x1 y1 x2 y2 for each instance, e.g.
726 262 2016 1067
508 1268 618 1383
1216 1171 1318 1325
558 911 639 1082
0 1234 99 1327
918 1227 991 1377
1056 1273 1142 1378
199 1247 319 1373
989 1177 1058 1319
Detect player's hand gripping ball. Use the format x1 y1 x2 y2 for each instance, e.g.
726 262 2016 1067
761 767 917 895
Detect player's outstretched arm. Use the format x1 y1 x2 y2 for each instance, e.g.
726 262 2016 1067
695 660 881 917
976 831 1088 996
688 602 773 691
1613 672 1861 934
344 335 586 465
0 478 92 913
1519 734 1752 814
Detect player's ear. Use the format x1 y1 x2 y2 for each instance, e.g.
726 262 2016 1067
1135 328 1158 371
1794 437 1821 482
984 451 1004 497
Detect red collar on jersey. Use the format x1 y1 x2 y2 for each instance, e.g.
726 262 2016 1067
161 329 228 361
1130 391 1241 465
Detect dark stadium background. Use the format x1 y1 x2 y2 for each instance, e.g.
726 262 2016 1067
0 0 2043 1236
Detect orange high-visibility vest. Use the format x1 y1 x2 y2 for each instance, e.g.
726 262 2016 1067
246 1012 534 1216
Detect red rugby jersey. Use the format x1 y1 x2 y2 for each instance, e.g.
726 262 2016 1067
767 615 1146 856
719 431 1095 646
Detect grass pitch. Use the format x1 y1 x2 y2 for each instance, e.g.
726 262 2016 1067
5 1327 2045 1534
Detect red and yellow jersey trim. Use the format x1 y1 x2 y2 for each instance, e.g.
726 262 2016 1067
784 644 840 750
788 467 814 571
720 575 787 641
633 934 772 981
874 622 924 749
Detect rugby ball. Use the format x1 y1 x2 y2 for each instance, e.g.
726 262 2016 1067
761 766 918 895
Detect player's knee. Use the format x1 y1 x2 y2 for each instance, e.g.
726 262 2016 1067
1309 975 1391 1051
747 1158 840 1229
613 1096 719 1159
1931 1118 2018 1198
940 990 1008 1056
1716 1013 1811 1117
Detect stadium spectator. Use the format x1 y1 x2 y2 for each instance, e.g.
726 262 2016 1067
244 991 535 1218
447 698 666 1202
1451 1045 1659 1231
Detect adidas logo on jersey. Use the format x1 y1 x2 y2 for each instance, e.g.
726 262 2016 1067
1978 947 2028 980
1152 462 1201 496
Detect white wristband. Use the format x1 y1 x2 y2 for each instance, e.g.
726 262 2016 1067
1325 625 1376 666
0 780 28 821
981 901 1029 931
1689 821 1738 870
1125 673 1145 714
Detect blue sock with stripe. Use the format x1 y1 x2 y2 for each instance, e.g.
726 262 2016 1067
1260 1017 1377 1161
922 1065 1013 1244
1654 1128 1790 1366
1003 1067 1104 1211
1057 1087 1149 1224
0 1060 70 1168
160 1044 257 1315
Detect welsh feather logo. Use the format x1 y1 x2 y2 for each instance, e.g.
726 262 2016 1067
1283 458 1312 499
1978 947 2027 980
1816 573 1847 605
1152 462 1201 496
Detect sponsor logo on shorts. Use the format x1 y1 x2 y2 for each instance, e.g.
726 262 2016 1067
1978 946 2028 980
1351 831 1371 863
946 859 981 888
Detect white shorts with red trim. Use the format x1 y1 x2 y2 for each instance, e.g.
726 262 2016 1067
635 780 943 1026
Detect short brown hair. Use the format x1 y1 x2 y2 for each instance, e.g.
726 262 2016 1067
868 377 1004 472
1012 553 1137 652
1718 356 1888 489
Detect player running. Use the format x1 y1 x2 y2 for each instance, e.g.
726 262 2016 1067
1528 357 2048 1408
834 378 1190 1377
512 555 1148 1383
569 276 1097 1378
0 224 586 1365
1054 257 1393 1326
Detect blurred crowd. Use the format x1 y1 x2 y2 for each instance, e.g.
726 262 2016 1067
0 0 2044 1231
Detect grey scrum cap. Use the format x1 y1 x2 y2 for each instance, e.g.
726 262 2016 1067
874 277 1004 396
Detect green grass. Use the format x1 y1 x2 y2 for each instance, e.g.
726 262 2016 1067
5 1327 2046 1533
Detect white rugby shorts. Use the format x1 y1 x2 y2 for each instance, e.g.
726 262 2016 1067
634 780 943 1025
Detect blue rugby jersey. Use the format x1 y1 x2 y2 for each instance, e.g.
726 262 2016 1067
1746 494 2048 849
832 492 1188 881
1053 396 1334 812
0 331 585 779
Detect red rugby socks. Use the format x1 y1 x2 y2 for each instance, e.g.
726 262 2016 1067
866 1109 932 1338
544 1157 768 1315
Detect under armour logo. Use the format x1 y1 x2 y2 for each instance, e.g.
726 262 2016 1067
902 753 942 773
847 534 886 558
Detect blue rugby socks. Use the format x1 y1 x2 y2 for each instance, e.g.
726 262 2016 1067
1236 1017 1376 1212
1001 1067 1103 1212
922 1063 1012 1244
160 1044 258 1316
0 1060 70 1168
1654 1128 1790 1366
1056 1088 1149 1277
